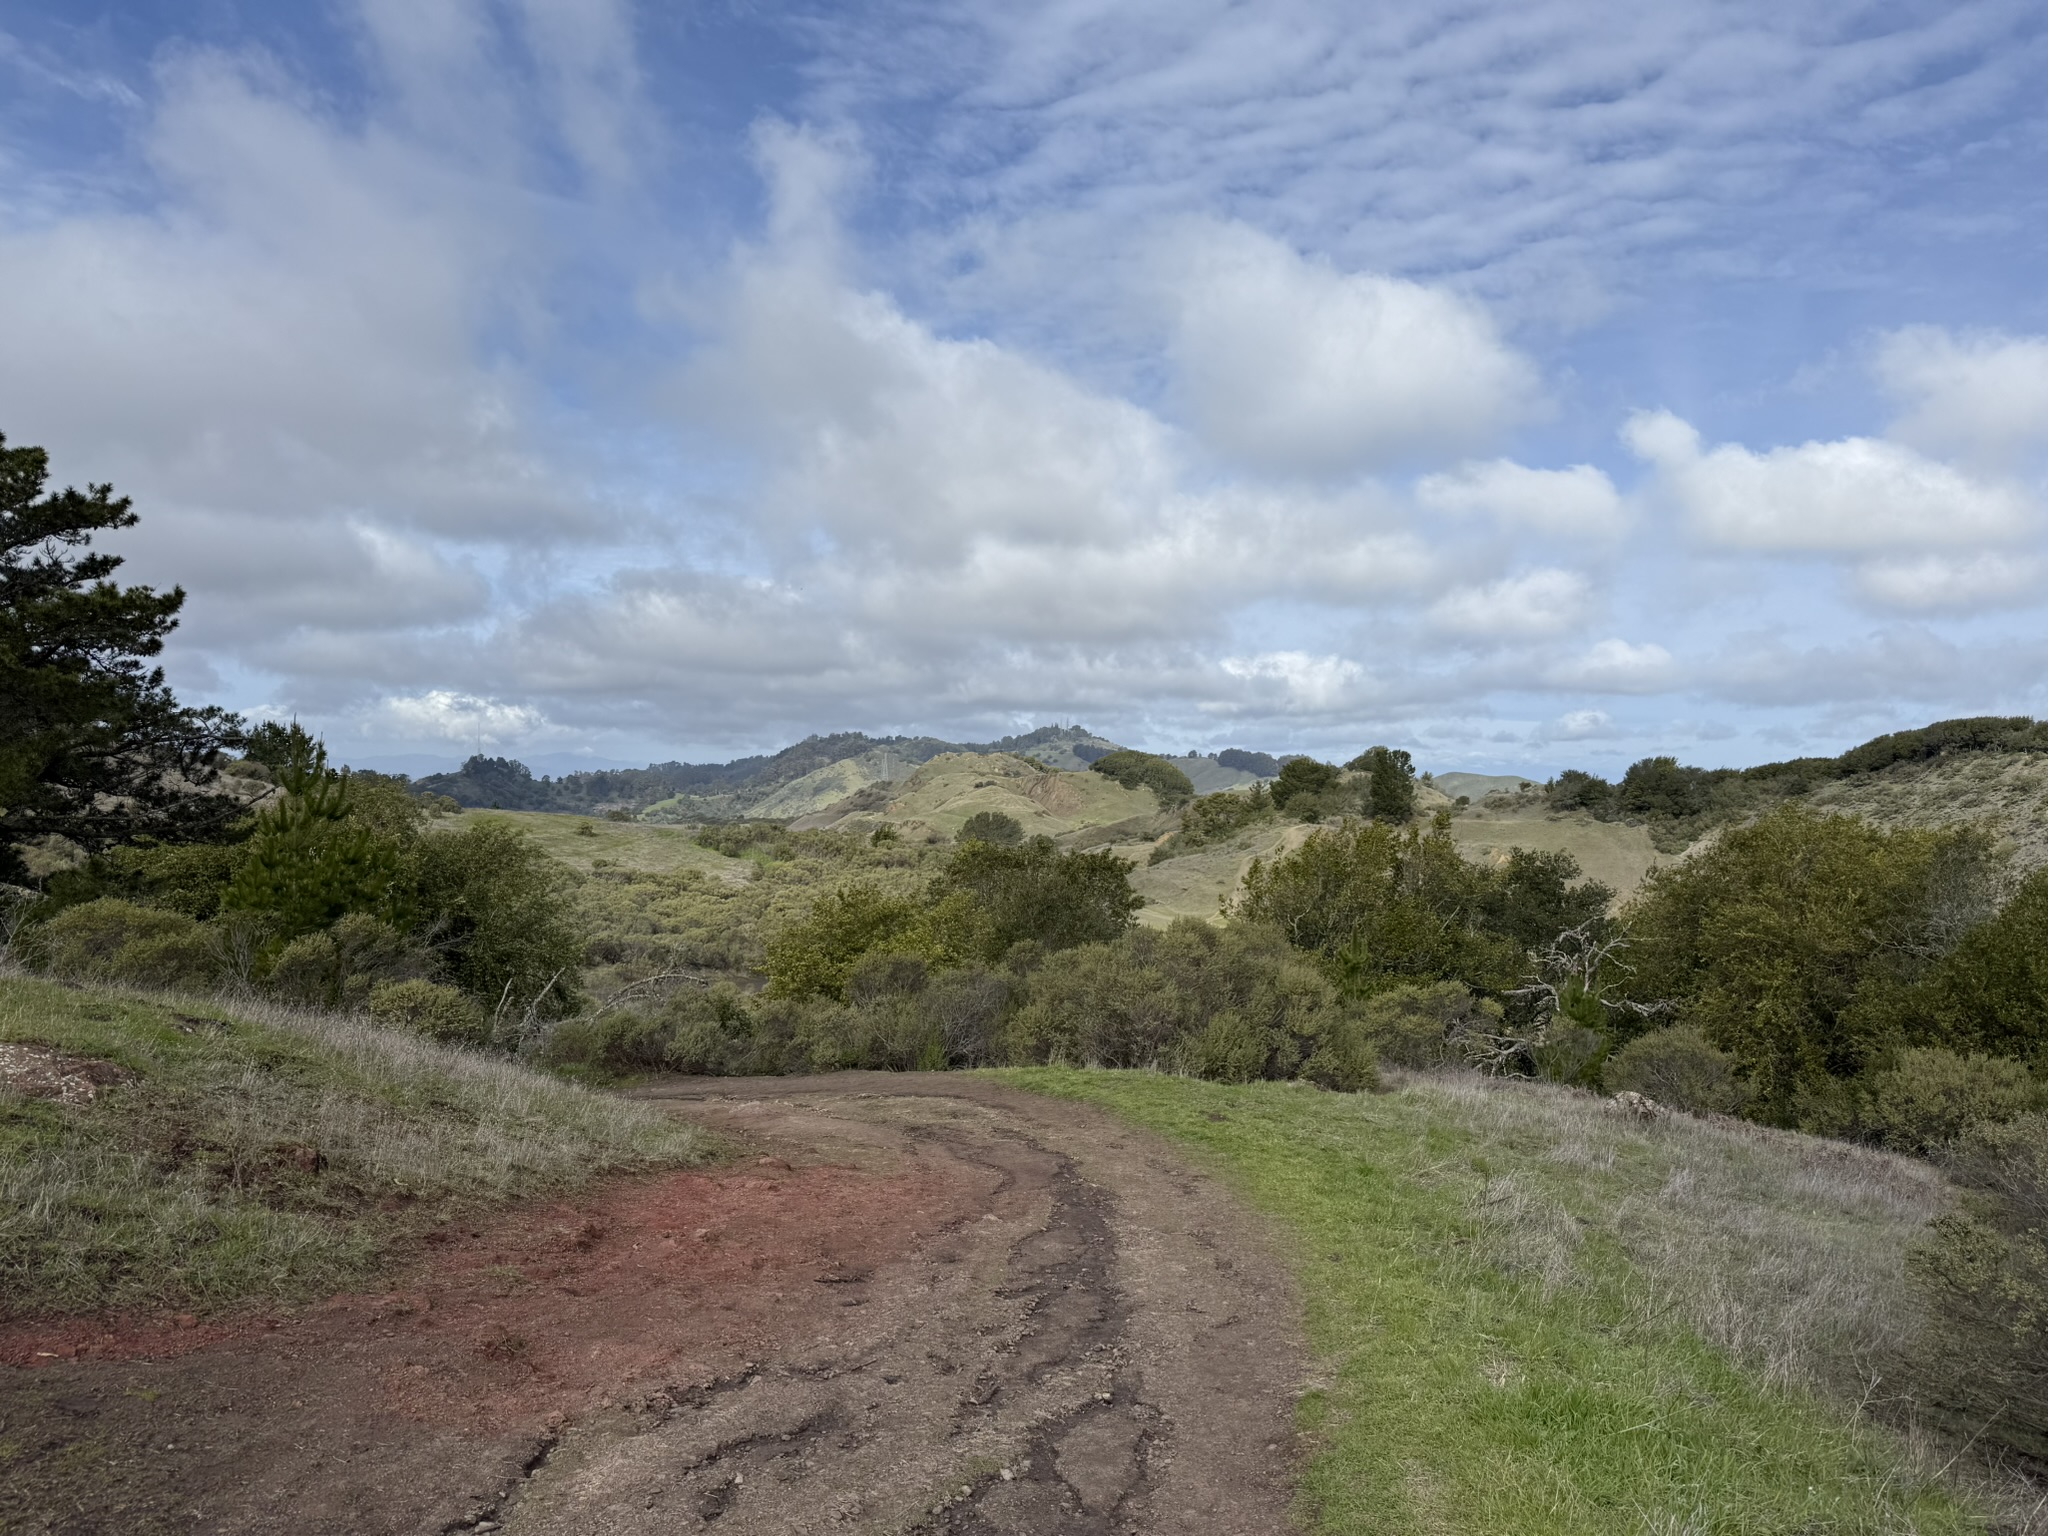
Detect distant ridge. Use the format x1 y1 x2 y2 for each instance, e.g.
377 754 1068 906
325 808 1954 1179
407 724 1288 817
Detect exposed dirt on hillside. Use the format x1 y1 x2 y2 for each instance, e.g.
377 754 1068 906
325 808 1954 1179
1 1076 1304 1535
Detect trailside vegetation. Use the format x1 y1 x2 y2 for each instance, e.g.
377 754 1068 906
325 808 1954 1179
0 975 701 1317
20 723 584 1034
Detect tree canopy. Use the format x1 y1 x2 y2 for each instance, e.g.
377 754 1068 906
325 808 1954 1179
0 433 242 884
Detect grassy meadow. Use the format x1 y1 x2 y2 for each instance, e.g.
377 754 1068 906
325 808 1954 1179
1008 1067 2024 1535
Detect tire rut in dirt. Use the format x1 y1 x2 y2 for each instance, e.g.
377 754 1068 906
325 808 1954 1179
496 1106 1167 1533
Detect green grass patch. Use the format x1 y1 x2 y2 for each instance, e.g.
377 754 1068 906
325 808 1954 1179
1001 1068 1980 1536
0 974 704 1317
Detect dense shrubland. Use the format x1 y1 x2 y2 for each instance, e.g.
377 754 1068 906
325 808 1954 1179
15 727 583 1045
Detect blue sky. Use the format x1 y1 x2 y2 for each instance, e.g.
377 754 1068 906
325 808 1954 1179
4 0 2046 774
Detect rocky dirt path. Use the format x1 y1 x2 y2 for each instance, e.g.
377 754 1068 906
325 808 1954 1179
1 1074 1305 1535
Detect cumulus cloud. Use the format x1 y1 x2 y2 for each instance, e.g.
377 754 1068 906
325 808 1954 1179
1541 708 1615 741
1546 639 1676 693
1876 326 2048 469
665 134 1451 660
1427 568 1592 639
1162 221 1541 477
1214 652 1373 714
1416 459 1625 537
1623 410 2034 551
371 690 552 747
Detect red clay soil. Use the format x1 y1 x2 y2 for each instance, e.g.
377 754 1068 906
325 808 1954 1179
0 1075 1305 1536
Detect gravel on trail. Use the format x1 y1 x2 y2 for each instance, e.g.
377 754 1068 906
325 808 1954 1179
0 1074 1306 1535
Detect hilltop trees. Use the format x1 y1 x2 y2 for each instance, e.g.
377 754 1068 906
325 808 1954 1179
1087 749 1194 807
0 433 243 883
1269 757 1341 814
1347 745 1417 822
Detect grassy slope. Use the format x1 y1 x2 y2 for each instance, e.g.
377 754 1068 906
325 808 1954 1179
1005 1068 1981 1536
1445 801 1675 901
807 753 1161 842
461 809 751 879
1812 750 2048 873
0 975 703 1317
1126 822 1315 927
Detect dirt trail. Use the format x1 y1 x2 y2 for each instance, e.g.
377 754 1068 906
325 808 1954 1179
1 1075 1304 1535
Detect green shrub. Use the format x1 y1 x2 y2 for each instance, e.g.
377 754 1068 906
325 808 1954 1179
1358 982 1501 1069
369 979 487 1045
1616 806 1997 1124
36 840 249 921
691 821 787 858
1860 1048 2039 1154
24 898 216 988
263 913 431 1010
1182 1011 1273 1084
926 836 1142 961
544 1009 685 1077
1906 1113 2048 1460
1602 1025 1750 1114
1088 750 1195 808
1159 786 1275 860
763 883 931 1000
957 810 1024 846
1003 920 1373 1089
1924 863 2048 1065
1547 769 1615 815
409 821 585 1017
1007 940 1190 1068
1234 815 1521 993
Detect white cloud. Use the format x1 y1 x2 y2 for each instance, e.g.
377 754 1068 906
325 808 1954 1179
1416 459 1625 537
1215 652 1372 714
1876 326 2048 469
1852 552 2042 612
1163 221 1541 477
803 1 2045 332
1546 638 1676 693
372 690 550 746
1545 708 1615 740
1623 410 2034 551
668 137 1447 657
1428 568 1592 639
